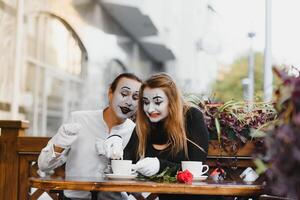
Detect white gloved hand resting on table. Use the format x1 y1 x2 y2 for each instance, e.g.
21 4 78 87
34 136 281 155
96 134 123 160
51 123 81 149
133 157 160 177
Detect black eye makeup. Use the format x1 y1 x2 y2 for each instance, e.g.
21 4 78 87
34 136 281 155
120 90 130 97
132 93 139 100
142 97 150 105
120 86 131 96
154 100 163 106
153 96 163 102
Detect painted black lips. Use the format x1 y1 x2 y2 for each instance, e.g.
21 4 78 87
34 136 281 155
120 106 132 114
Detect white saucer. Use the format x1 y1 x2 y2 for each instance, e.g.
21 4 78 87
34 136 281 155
193 175 208 181
105 173 137 180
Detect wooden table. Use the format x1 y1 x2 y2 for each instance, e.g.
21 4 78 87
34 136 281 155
29 176 265 199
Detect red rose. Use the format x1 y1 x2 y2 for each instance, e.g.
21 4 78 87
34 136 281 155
176 170 193 184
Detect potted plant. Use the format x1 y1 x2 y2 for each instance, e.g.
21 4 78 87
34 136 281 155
185 94 277 157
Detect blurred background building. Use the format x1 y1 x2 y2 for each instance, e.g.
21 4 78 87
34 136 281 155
0 0 220 136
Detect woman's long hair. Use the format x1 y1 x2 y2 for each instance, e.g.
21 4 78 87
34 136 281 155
136 73 189 158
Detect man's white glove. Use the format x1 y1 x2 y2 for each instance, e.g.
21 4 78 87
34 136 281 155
51 123 81 149
133 157 160 177
105 134 123 159
96 134 123 160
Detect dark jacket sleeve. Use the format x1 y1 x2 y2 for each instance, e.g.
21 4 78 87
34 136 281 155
123 128 139 163
185 107 209 162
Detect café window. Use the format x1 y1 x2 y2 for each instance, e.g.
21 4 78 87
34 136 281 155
0 2 17 117
24 12 87 136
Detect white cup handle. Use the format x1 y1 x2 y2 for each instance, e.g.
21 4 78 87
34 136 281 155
202 165 209 175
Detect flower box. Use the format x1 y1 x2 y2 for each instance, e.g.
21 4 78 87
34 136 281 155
208 140 255 157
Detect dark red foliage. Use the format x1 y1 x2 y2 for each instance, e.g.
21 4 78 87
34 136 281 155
264 68 300 199
199 100 276 155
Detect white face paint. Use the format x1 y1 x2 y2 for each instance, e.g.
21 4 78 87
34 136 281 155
111 78 141 119
143 87 169 123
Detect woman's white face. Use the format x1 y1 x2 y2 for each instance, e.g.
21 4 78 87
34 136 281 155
143 87 169 122
112 78 141 119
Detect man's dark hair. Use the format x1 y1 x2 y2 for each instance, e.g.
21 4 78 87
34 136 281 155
110 73 142 92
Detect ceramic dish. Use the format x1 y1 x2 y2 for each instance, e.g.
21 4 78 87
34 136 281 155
105 173 137 180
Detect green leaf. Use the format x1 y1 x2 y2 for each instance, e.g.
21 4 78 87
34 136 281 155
144 167 178 183
250 128 266 138
215 117 221 143
218 100 235 112
184 93 202 106
253 159 268 174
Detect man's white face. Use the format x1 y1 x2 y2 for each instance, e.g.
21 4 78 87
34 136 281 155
143 87 169 123
112 78 141 119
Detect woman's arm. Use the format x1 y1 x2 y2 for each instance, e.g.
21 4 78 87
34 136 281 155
123 128 139 163
185 107 209 162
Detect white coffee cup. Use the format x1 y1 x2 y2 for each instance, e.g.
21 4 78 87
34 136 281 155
240 167 259 182
181 161 209 177
111 160 135 175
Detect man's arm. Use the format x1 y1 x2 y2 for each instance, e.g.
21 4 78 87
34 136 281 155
38 123 81 173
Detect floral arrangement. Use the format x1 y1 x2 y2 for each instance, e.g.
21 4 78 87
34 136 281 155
202 100 276 155
257 68 300 199
186 94 277 155
138 167 194 184
139 167 177 183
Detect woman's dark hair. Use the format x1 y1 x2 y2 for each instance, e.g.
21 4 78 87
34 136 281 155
110 73 142 92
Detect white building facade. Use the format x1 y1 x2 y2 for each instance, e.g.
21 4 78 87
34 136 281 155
140 0 221 93
0 0 220 136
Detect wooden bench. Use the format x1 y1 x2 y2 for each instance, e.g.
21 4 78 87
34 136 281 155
0 120 257 200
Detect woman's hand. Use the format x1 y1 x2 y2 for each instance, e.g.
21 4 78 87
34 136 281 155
133 157 160 176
